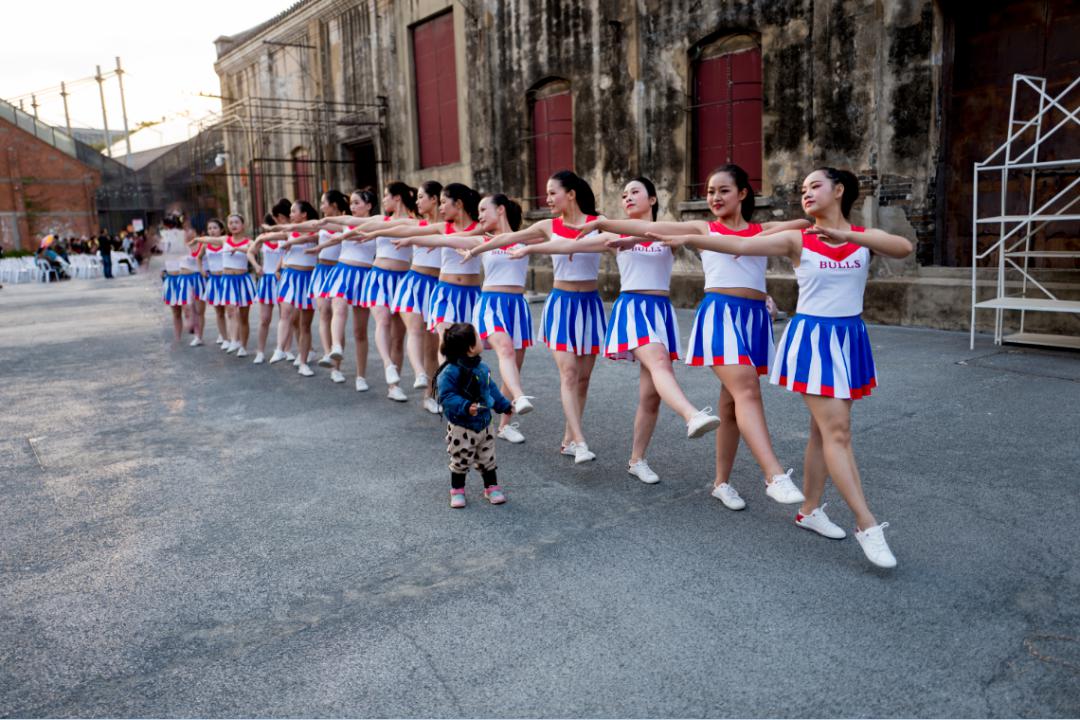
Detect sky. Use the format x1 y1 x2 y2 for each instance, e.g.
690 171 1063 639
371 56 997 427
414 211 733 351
0 1 297 149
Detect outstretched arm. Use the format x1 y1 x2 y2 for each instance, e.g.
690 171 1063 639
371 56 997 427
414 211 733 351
464 222 550 259
648 228 802 263
759 218 812 234
564 218 710 237
808 225 913 259
397 234 483 251
510 234 611 258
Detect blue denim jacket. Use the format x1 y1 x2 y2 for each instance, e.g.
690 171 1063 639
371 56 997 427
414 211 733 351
437 357 512 432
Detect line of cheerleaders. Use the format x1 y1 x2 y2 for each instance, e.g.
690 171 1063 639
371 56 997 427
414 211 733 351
158 165 913 569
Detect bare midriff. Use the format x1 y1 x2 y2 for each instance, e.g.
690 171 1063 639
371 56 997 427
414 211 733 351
706 287 767 301
554 279 598 292
410 265 440 278
483 285 524 294
440 273 482 287
283 264 312 272
224 268 248 275
341 260 372 269
375 258 409 272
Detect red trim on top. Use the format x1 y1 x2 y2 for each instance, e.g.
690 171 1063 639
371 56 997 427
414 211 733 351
383 215 392 221
552 215 598 239
444 220 478 235
418 220 429 227
708 221 762 236
264 242 279 250
801 234 862 262
226 237 248 248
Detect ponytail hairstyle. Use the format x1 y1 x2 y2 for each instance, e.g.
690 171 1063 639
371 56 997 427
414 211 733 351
324 189 350 214
263 213 276 227
708 164 755 222
443 182 481 222
421 180 444 200
430 322 479 394
352 188 379 215
817 167 860 219
550 170 598 216
271 198 292 219
294 200 319 221
630 176 660 220
488 193 523 231
387 180 419 215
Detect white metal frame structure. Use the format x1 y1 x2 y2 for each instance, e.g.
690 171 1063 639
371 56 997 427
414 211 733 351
970 74 1080 350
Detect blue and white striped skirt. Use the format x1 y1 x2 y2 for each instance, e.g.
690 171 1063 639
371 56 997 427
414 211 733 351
256 273 278 305
162 273 198 306
428 281 481 331
309 263 334 299
474 291 534 350
323 263 370 305
361 266 407 309
685 293 773 374
604 292 680 361
539 288 607 356
391 270 439 319
770 313 877 400
202 273 225 305
218 273 257 306
188 273 207 302
277 267 314 309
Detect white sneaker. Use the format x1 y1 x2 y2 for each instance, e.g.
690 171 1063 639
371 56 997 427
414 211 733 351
285 352 296 362
330 344 344 361
292 355 301 367
221 340 232 352
686 407 722 438
189 337 204 347
387 386 407 402
423 397 441 414
766 469 806 504
269 349 287 364
385 364 401 386
297 364 314 377
513 395 535 415
628 459 660 484
413 373 430 389
330 369 345 383
307 351 317 363
795 503 846 539
215 336 224 346
711 483 746 510
561 442 578 457
574 443 596 464
355 376 370 392
236 347 249 358
252 352 265 365
225 341 239 354
855 522 897 568
317 354 333 368
498 423 525 444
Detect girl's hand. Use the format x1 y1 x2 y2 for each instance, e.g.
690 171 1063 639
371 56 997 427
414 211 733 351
457 247 474 260
648 232 687 248
507 245 530 260
468 403 479 417
304 246 318 255
805 225 852 244
605 236 640 251
392 237 412 249
765 295 778 320
564 219 601 236
261 224 275 231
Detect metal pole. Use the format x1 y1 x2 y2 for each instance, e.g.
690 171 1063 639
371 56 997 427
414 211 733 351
60 82 73 136
31 94 39 119
95 65 113 157
115 57 133 166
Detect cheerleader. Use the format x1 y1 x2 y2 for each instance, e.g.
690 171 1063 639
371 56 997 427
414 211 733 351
391 193 537 435
160 214 194 343
180 241 206 347
246 215 285 364
464 170 604 464
255 201 320 376
194 219 230 350
512 178 721 481
390 180 443 413
310 190 351 378
212 214 257 357
649 167 913 568
569 165 808 502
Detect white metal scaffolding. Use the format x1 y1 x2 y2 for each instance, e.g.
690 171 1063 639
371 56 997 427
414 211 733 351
970 73 1080 350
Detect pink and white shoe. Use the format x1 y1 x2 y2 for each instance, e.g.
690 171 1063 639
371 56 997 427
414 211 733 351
450 488 466 509
483 486 507 504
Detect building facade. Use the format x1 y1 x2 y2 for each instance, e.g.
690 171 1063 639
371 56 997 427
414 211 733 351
213 0 1078 276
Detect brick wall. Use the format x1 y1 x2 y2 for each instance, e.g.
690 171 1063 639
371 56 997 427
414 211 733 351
0 118 101 252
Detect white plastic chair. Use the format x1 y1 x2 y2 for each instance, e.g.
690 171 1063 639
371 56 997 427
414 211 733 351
36 259 58 282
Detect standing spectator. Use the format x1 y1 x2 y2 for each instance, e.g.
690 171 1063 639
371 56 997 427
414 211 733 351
98 229 113 279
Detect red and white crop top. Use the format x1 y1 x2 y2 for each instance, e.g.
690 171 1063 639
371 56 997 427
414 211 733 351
481 237 528 288
260 242 284 274
794 228 870 317
179 248 199 272
441 221 481 275
702 221 767 292
161 228 189 272
551 216 601 282
339 224 375 265
411 221 442 269
283 232 317 268
222 237 250 271
616 237 673 292
203 243 224 272
374 216 413 263
317 229 342 262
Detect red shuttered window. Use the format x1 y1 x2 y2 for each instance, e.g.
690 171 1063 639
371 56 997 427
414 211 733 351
413 11 460 168
531 82 573 207
692 40 762 197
